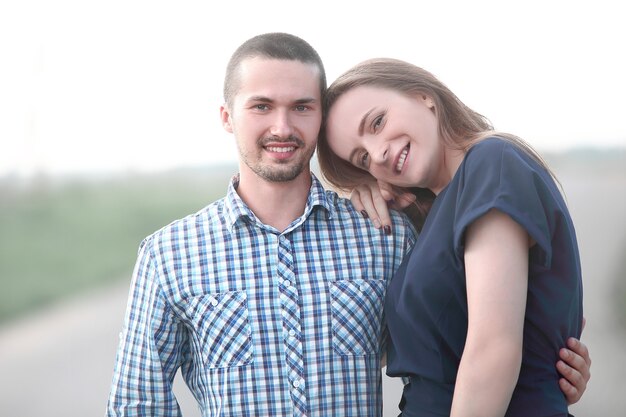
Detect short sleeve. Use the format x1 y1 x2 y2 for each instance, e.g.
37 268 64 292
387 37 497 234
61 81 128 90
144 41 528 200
452 139 555 267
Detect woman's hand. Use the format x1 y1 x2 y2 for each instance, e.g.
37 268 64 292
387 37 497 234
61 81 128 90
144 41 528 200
350 179 415 233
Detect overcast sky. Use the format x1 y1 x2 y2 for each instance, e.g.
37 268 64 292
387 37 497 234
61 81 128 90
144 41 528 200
1 0 624 177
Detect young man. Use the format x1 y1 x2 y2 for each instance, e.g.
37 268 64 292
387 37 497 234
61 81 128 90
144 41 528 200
106 33 589 416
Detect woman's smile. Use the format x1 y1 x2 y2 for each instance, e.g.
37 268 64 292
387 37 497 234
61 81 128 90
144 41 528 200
395 145 410 173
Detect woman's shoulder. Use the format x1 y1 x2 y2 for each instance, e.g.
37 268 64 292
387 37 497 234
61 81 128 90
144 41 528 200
459 136 507 176
464 136 532 171
467 136 515 157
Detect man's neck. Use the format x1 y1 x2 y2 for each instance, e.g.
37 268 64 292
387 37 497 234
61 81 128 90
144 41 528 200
236 169 312 232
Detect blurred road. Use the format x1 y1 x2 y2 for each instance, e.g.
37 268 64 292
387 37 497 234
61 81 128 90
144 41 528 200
0 276 402 416
0 172 624 416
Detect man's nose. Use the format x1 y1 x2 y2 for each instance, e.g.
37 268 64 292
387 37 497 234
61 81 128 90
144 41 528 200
269 109 294 138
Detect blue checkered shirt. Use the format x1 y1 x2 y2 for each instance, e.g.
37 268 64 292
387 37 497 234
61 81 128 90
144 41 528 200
107 174 416 417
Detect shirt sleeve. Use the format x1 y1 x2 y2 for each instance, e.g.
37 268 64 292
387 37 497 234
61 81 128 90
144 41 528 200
106 237 188 417
452 139 555 268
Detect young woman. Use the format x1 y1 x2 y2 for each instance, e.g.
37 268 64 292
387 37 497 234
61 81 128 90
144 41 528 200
317 58 586 417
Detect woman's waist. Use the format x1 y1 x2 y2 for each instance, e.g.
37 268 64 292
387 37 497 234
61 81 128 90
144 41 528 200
400 374 568 417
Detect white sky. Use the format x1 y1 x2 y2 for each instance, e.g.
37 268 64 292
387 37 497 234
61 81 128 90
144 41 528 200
1 0 625 177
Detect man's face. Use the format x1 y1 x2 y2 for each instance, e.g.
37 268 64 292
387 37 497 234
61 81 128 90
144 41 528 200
221 57 322 183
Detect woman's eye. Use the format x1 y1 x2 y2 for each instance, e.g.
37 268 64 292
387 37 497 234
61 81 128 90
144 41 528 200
373 115 384 130
359 152 370 168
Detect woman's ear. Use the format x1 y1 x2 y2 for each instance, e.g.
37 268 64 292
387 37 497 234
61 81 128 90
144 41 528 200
422 95 434 109
220 104 234 133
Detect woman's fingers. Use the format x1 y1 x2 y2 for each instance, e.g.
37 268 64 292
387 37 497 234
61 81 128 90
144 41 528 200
350 180 415 234
350 185 382 229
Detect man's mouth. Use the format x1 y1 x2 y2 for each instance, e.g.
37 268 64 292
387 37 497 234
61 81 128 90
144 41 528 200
396 145 409 172
266 146 296 153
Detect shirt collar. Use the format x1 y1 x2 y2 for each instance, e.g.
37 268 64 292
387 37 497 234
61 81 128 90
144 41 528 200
224 173 334 233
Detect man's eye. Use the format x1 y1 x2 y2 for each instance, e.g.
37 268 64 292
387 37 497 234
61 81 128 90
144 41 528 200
295 105 308 111
255 104 269 111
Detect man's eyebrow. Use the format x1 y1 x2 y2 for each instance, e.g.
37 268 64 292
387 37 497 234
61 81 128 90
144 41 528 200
294 97 318 104
245 95 273 104
244 96 318 105
358 108 374 136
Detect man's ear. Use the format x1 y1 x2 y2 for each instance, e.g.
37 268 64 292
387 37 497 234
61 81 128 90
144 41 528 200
220 104 233 133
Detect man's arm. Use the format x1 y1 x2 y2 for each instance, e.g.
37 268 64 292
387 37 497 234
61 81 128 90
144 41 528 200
106 239 187 417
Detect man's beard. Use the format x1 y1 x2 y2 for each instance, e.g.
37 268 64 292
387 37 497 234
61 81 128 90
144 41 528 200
242 136 314 182
253 161 307 182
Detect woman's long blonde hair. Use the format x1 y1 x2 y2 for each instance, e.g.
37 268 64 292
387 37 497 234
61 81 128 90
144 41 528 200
317 58 556 230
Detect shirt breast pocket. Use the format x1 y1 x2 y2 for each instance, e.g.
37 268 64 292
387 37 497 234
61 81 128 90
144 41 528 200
330 279 386 356
185 291 254 369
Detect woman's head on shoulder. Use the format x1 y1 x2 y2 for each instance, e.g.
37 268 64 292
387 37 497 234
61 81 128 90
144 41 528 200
317 58 555 229
317 57 492 193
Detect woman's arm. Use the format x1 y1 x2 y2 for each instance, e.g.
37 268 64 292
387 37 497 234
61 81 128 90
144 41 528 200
349 179 415 232
450 209 529 417
352 184 592 405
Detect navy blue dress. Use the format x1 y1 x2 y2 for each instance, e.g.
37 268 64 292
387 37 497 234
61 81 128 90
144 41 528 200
385 138 583 417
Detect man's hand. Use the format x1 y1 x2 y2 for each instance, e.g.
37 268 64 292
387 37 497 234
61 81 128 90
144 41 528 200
558 318 591 404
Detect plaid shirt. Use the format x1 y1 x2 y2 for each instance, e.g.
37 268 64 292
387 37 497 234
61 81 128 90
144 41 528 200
107 174 416 417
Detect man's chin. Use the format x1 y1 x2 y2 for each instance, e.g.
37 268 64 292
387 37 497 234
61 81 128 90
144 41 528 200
256 165 306 183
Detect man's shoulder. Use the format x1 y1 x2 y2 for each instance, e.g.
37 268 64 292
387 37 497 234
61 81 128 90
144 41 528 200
140 197 228 249
321 188 365 221
321 188 353 211
321 189 417 239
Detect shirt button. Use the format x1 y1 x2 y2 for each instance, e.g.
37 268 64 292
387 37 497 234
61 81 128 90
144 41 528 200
293 380 300 388
283 279 291 287
210 298 218 307
288 329 296 337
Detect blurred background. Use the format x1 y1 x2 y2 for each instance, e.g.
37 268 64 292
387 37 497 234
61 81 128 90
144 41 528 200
1 0 625 415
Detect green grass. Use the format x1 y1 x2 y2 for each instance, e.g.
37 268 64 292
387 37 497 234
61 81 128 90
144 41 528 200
2 149 625 327
0 166 235 323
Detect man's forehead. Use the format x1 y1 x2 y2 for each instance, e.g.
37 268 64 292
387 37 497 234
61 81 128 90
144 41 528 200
234 58 321 101
238 57 320 82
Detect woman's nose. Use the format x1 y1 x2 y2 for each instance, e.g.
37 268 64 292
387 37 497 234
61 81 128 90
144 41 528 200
369 142 389 165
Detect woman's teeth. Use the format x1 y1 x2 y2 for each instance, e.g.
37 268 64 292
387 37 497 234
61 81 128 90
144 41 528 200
396 147 409 172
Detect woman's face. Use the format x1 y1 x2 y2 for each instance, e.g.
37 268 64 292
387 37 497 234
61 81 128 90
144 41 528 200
325 85 450 193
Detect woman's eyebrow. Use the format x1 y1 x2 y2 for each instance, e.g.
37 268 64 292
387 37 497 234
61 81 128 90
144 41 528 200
358 108 375 136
